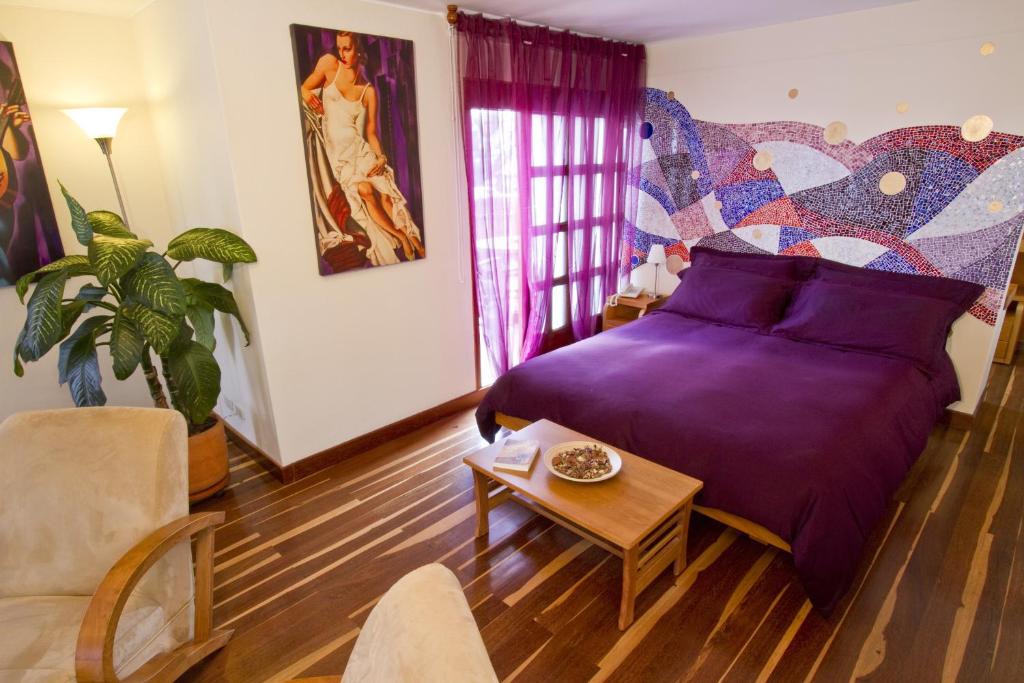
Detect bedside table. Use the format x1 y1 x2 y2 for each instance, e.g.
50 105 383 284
602 293 667 331
995 283 1021 364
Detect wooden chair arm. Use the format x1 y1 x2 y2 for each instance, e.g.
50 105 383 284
75 511 225 683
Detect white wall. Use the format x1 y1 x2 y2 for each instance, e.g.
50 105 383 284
197 0 476 464
134 0 282 460
0 5 174 419
642 0 1024 414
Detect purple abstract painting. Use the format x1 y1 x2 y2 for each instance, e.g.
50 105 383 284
290 24 425 275
0 41 63 286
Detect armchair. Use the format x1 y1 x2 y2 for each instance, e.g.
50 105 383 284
0 407 231 682
342 564 497 682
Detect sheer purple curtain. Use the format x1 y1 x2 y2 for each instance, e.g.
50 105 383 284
456 13 646 378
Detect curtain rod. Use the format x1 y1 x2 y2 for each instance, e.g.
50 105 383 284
444 4 640 45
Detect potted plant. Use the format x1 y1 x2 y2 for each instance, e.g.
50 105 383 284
12 186 257 502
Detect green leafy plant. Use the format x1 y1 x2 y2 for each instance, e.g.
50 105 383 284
12 185 256 434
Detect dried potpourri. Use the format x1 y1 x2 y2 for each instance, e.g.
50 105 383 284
551 444 612 480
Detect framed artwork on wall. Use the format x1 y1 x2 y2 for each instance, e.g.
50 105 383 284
0 41 63 286
290 24 425 275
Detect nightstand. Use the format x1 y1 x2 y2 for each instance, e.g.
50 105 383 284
995 283 1021 364
602 293 667 331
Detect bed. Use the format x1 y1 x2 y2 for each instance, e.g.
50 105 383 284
475 248 983 614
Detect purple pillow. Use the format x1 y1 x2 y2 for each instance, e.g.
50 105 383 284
663 265 796 331
772 279 963 368
690 247 814 281
814 259 983 310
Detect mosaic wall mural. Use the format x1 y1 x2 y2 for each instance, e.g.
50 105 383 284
628 88 1024 325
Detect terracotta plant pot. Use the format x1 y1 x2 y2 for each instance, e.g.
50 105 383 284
188 415 229 503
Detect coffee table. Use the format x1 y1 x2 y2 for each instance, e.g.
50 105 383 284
463 419 703 629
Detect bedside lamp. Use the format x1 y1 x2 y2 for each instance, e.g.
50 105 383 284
62 107 129 222
647 244 667 297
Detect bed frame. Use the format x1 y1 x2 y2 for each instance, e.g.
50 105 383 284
494 412 792 553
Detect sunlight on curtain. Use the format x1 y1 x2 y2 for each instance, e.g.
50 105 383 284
469 108 523 383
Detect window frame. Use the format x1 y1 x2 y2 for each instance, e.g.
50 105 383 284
465 85 626 374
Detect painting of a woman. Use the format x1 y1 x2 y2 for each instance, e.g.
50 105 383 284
0 42 62 286
291 25 425 274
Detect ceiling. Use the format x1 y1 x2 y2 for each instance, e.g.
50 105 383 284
0 0 152 16
0 0 914 42
389 0 914 42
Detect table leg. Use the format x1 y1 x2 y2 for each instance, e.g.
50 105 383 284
472 469 490 538
619 544 639 630
674 502 692 576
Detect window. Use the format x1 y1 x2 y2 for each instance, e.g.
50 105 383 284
457 19 644 387
469 107 619 386
529 114 612 336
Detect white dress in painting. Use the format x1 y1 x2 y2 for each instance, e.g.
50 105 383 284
321 74 422 266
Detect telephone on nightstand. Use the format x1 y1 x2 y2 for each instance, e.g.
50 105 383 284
608 284 644 307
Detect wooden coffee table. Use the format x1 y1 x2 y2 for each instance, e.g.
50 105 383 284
463 419 703 629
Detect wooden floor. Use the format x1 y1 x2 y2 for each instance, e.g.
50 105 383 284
184 356 1024 682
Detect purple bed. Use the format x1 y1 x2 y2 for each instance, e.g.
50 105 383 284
476 248 983 613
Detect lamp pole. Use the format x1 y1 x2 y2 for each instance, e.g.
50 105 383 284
94 136 128 225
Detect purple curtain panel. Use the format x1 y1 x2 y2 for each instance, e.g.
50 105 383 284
455 13 646 375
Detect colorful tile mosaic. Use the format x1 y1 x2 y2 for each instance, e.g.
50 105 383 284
630 88 1024 325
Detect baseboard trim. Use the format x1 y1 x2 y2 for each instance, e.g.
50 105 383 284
943 409 975 431
218 417 287 484
220 389 486 484
282 388 487 482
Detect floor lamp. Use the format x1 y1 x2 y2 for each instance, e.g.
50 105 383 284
62 107 129 223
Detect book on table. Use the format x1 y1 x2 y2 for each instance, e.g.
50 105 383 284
494 438 540 473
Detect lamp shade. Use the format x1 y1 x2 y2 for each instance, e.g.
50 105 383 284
647 244 667 266
62 107 127 139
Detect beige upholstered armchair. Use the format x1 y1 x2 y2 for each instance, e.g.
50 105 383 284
342 564 497 683
0 407 230 682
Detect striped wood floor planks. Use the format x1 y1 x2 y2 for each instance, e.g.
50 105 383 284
183 357 1024 682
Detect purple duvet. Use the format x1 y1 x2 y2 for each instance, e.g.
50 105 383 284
476 311 959 613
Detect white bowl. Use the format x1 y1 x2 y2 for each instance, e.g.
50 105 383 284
543 441 622 483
